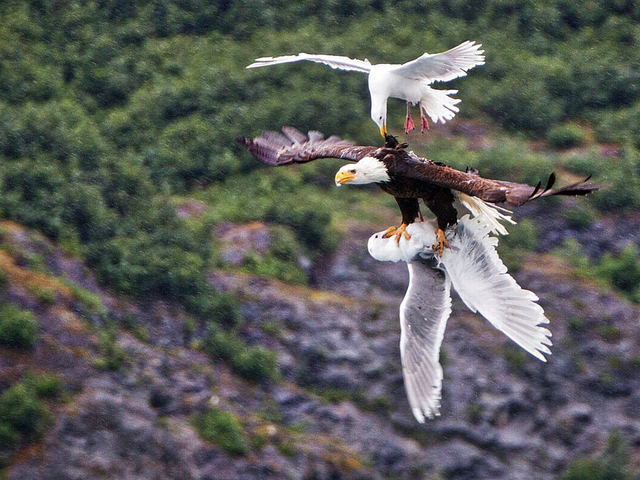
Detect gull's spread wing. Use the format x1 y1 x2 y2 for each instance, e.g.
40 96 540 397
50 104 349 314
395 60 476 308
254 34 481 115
247 53 372 73
441 216 552 361
237 126 376 166
400 256 451 422
391 41 485 83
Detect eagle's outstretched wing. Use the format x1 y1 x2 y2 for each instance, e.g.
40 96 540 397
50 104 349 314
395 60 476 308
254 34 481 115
442 216 552 361
237 127 377 166
247 53 372 73
400 256 451 422
400 153 599 207
391 41 485 84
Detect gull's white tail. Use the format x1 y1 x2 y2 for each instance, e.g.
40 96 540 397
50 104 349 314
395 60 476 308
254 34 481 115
420 88 460 124
456 192 517 236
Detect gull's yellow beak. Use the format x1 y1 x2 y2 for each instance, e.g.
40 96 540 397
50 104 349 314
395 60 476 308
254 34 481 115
379 122 388 138
335 170 356 187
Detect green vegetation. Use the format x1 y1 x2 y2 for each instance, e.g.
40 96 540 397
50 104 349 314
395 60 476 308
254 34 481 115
0 303 38 349
22 372 62 400
562 431 637 480
63 281 107 315
192 408 249 456
0 374 61 460
0 0 637 423
546 123 587 149
94 325 128 371
563 203 596 231
203 323 279 382
240 226 307 285
597 245 640 302
497 219 539 272
503 345 529 372
0 0 634 317
556 239 640 303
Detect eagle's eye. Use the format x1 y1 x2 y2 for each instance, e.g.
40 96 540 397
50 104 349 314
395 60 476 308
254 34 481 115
349 169 356 174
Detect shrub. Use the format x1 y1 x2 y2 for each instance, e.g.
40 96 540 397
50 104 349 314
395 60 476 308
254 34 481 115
563 204 596 231
203 323 279 382
547 123 587 149
185 291 242 327
192 408 248 456
234 347 279 382
241 226 308 285
149 116 240 191
497 219 540 272
0 303 38 348
94 326 128 371
63 281 107 315
562 431 634 480
0 383 50 442
22 372 62 399
595 245 640 301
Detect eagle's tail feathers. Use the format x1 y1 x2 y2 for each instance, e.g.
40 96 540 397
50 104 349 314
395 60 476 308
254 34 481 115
497 174 599 206
537 175 599 199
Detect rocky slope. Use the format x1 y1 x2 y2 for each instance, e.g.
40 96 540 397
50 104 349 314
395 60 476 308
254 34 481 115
1 204 639 479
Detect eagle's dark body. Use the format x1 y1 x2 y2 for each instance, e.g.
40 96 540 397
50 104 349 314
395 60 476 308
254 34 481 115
237 127 599 234
375 149 458 231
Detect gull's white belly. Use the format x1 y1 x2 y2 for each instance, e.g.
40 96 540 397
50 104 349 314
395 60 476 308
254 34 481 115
369 65 424 104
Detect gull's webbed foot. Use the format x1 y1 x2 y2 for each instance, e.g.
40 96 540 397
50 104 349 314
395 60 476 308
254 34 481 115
404 103 415 134
431 228 449 256
420 112 430 133
382 223 411 245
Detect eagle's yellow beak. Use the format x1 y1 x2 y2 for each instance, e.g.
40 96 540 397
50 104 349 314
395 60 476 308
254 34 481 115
379 122 388 138
335 170 356 187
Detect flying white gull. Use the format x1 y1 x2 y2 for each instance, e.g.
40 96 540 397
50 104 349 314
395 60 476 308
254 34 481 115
247 41 485 137
368 216 552 422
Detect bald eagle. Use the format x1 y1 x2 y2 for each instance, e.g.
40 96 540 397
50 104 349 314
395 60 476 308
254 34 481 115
237 127 599 254
367 217 552 421
246 41 485 137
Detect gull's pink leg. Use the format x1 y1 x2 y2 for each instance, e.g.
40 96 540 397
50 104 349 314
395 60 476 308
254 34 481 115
404 102 415 134
420 111 430 132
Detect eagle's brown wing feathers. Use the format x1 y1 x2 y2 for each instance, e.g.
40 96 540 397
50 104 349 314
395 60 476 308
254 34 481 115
238 128 599 205
236 126 376 166
401 154 598 207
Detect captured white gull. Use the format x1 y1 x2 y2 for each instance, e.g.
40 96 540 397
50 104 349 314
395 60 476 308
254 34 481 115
367 216 552 422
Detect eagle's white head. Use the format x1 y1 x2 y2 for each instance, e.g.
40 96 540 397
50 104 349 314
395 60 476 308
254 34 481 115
334 156 390 186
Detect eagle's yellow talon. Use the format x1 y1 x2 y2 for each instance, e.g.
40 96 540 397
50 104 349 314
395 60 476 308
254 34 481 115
432 228 449 256
382 225 398 238
382 223 411 245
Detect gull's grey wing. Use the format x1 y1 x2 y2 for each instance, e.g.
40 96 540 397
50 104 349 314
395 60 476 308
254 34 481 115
391 41 485 84
442 215 552 361
400 256 452 422
236 126 376 166
247 53 372 73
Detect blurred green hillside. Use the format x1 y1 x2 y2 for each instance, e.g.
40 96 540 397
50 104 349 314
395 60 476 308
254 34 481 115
1 2 640 476
0 0 639 318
